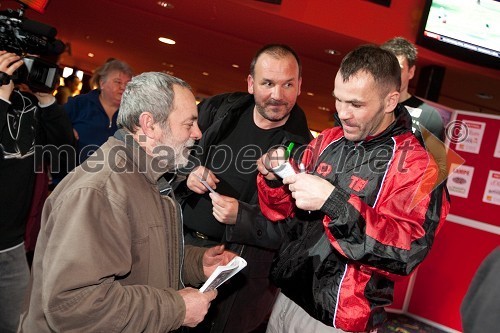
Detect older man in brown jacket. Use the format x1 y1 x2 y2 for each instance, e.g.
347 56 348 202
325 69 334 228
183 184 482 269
18 72 235 332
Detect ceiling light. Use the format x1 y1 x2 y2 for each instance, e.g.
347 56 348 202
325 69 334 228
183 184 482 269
157 1 174 8
87 52 94 58
318 106 331 112
325 49 341 56
158 37 176 45
75 70 84 81
202 72 209 76
161 62 174 68
232 64 240 68
62 67 74 78
106 39 114 44
476 92 493 100
307 92 314 96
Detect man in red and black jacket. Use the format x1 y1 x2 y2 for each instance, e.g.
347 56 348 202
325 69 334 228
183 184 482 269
253 45 450 332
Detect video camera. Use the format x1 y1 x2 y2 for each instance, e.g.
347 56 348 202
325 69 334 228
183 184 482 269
0 3 64 93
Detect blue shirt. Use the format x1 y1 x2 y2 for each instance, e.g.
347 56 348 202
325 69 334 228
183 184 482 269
65 89 118 164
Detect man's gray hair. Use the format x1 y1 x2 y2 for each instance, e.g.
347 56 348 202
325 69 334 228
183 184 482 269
117 72 191 132
90 58 133 88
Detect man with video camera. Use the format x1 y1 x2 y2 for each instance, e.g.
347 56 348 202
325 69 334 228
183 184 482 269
0 49 74 332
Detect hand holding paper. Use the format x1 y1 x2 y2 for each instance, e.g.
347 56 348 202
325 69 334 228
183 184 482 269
187 166 219 194
199 256 247 292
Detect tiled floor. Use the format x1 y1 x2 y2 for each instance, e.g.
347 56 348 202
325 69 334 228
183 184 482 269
252 312 450 333
379 313 449 333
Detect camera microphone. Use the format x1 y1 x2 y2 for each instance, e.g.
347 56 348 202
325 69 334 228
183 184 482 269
21 19 57 39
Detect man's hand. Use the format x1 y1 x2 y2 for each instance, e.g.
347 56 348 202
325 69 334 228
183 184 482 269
202 244 237 278
283 173 335 211
0 51 23 100
187 166 219 194
179 287 217 327
73 128 79 141
210 193 238 224
257 146 287 181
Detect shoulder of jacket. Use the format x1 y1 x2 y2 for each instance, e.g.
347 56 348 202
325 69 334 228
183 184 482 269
200 92 252 121
70 89 99 103
204 92 251 108
319 127 343 141
393 132 429 159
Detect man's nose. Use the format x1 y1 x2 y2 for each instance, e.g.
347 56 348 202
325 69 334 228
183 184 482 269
271 86 283 100
335 103 350 120
192 123 202 140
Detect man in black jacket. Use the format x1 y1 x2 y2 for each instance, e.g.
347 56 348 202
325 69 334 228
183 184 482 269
179 44 312 333
0 51 74 332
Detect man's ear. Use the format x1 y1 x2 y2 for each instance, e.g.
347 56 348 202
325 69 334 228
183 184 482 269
385 90 400 113
247 75 254 94
138 112 156 138
408 65 416 81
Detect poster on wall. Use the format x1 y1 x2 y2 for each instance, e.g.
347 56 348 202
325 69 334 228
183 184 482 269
447 110 500 226
494 130 500 158
482 170 500 206
455 120 486 154
448 164 474 198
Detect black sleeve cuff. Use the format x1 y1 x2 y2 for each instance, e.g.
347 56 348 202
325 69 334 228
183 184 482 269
320 186 350 218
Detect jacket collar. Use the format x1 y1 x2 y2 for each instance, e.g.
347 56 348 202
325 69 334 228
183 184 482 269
113 128 172 184
333 104 412 147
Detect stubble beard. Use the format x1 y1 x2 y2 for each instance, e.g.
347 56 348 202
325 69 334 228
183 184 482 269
156 123 195 169
255 100 291 123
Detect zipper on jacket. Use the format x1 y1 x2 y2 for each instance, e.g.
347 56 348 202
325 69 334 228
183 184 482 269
177 201 185 288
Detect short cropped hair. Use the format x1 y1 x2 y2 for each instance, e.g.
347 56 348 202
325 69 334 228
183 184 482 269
339 44 401 97
63 74 79 86
250 44 302 78
117 72 191 133
380 37 418 68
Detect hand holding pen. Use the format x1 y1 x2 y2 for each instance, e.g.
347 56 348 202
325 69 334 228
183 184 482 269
282 171 334 212
257 142 297 180
187 166 220 194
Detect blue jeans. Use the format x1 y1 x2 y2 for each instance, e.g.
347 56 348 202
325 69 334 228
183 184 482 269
0 244 30 333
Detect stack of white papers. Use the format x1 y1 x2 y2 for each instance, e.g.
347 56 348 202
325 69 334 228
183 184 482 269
199 256 247 292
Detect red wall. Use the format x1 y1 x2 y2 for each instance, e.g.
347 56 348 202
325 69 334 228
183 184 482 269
389 110 500 332
409 222 499 330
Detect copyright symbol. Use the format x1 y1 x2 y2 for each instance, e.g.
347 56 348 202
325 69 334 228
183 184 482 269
446 120 468 144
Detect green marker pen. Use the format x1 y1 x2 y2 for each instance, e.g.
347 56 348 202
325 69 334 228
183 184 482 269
285 142 295 159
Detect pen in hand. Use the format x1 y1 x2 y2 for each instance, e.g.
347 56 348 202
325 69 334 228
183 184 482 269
297 163 311 214
194 173 217 194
